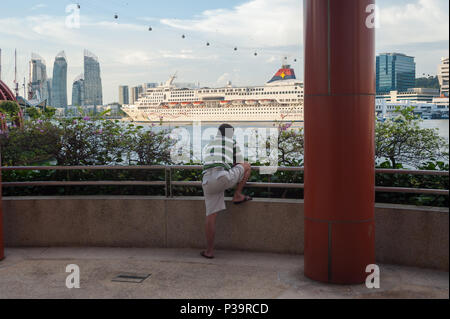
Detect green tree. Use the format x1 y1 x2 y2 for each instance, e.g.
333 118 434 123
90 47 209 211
375 106 449 168
0 119 60 165
277 125 304 166
135 129 175 165
415 76 440 90
0 100 20 117
43 106 56 119
26 107 41 120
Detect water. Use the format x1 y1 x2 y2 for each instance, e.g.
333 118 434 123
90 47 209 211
419 119 449 140
136 119 450 165
136 119 449 141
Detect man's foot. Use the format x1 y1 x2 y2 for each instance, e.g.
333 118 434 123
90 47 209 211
232 193 246 203
233 195 252 205
201 251 214 259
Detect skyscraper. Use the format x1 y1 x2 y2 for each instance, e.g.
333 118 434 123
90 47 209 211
438 57 449 97
144 83 158 90
29 53 48 102
83 49 103 106
72 74 84 106
130 85 143 104
46 78 52 106
118 85 129 105
51 51 68 108
376 53 416 93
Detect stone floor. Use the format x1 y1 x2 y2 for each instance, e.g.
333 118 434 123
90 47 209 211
0 247 448 299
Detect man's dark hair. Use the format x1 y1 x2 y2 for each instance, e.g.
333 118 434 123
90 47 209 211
218 124 234 138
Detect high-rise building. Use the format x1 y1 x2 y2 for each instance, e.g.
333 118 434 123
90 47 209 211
438 57 449 97
72 74 84 106
46 78 52 106
51 51 68 108
29 53 49 102
83 49 103 106
130 85 143 104
376 53 416 93
144 83 158 90
118 85 129 105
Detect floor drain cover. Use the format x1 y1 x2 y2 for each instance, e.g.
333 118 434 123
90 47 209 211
112 273 151 283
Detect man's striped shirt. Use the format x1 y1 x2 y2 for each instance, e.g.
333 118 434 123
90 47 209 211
203 136 244 173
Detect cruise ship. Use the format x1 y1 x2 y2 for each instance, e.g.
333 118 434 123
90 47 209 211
122 64 304 122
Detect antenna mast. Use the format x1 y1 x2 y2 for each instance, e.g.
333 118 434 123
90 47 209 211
14 49 19 97
28 56 33 100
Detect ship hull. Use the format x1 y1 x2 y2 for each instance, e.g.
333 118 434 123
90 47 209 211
122 104 304 123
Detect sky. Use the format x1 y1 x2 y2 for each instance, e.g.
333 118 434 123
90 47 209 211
0 0 448 104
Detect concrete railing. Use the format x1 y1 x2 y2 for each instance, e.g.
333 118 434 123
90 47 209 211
2 196 448 271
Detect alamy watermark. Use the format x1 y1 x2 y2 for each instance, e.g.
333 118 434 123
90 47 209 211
365 4 380 29
365 264 380 289
65 4 81 29
169 121 280 174
65 264 80 289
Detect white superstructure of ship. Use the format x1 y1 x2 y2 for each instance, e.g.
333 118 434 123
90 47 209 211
122 63 304 122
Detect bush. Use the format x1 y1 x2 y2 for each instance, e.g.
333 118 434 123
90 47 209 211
0 119 60 165
0 101 20 118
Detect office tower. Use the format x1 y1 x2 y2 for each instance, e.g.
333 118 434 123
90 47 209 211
130 85 143 104
29 53 49 102
83 49 103 106
144 83 158 90
118 85 129 105
51 51 68 108
376 53 416 93
46 78 52 106
438 57 449 97
72 74 84 106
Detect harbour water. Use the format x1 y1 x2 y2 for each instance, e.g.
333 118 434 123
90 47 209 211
141 119 449 141
131 119 449 165
419 119 449 140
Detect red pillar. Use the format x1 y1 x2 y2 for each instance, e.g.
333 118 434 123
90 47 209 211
0 163 3 261
304 0 375 284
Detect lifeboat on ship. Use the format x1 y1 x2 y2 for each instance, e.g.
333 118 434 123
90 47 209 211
245 100 258 105
193 101 204 107
169 102 179 106
220 100 231 106
259 99 274 105
232 100 243 106
181 102 192 107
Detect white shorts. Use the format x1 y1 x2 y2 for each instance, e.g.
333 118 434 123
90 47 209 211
202 165 245 216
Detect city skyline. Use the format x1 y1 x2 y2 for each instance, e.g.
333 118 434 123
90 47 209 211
0 0 448 104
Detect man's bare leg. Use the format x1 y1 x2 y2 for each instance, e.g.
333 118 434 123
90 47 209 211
204 212 217 257
233 162 251 202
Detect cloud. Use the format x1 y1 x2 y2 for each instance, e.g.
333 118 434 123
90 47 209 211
2 0 447 104
87 21 145 32
378 0 449 46
30 3 47 11
118 51 155 66
216 72 231 85
160 0 302 48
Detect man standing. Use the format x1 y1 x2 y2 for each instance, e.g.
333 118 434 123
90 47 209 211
201 124 252 259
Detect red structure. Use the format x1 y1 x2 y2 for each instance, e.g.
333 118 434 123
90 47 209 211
303 0 376 284
0 156 2 261
0 80 16 102
0 80 15 260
